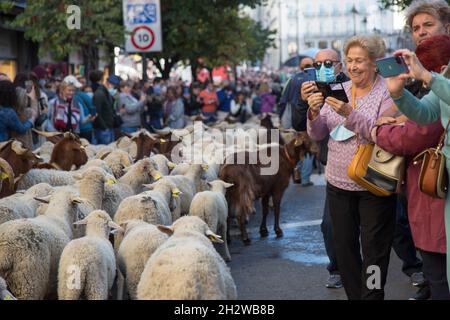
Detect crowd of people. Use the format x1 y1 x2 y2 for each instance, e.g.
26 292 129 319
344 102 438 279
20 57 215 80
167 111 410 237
0 67 283 148
0 0 449 301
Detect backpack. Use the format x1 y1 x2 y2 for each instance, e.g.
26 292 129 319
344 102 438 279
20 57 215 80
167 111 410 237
53 98 80 131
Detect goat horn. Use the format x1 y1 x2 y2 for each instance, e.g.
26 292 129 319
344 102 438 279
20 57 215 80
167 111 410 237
32 129 62 138
0 158 15 191
11 140 28 156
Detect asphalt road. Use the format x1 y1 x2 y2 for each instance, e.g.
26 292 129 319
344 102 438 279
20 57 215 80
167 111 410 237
226 174 417 300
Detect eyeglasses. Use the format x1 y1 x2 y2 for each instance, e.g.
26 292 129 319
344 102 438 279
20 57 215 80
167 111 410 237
313 60 340 69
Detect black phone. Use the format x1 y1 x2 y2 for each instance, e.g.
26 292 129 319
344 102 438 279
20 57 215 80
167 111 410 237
315 81 349 103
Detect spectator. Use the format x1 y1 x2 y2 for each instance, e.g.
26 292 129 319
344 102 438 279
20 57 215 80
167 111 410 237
0 80 36 143
259 83 276 114
198 81 219 124
230 91 252 123
119 80 146 134
184 82 202 116
64 75 97 143
90 71 117 144
217 81 235 119
164 86 185 129
307 35 397 300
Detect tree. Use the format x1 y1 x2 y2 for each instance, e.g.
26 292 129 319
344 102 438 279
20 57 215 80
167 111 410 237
1 0 124 77
380 0 450 10
142 0 276 79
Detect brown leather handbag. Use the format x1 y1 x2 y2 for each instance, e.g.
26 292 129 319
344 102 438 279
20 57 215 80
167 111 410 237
413 120 450 199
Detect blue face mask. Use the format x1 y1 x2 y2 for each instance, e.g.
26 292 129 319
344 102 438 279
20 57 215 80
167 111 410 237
108 88 117 96
330 124 356 141
316 64 336 82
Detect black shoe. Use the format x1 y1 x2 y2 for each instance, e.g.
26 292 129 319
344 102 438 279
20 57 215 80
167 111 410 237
411 272 427 287
409 285 431 300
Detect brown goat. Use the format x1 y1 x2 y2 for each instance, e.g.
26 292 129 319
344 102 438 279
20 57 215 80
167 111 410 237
126 130 164 161
219 132 314 245
0 140 42 197
47 132 88 170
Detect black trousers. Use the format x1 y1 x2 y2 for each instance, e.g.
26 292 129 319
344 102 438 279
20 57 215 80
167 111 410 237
419 250 450 300
327 183 396 300
321 193 339 275
392 194 423 276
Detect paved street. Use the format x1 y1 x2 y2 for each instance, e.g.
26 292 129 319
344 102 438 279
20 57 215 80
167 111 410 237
227 174 416 300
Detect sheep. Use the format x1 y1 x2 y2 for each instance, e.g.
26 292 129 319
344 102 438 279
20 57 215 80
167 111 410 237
58 210 122 300
113 178 181 248
0 183 54 225
95 146 115 160
0 189 84 299
164 164 208 215
189 180 233 262
102 158 162 218
102 150 133 178
116 220 168 299
150 154 176 176
0 277 17 300
136 216 237 300
16 159 115 190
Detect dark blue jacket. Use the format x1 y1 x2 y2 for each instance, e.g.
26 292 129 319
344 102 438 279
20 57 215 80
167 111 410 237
0 106 33 142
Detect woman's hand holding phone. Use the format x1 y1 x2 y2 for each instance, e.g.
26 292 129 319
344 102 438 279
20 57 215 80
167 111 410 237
326 96 352 117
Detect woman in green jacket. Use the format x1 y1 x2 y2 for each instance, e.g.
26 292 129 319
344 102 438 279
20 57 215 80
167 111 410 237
385 48 450 290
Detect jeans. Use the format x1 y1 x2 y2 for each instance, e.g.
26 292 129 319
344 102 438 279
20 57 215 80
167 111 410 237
392 194 423 277
202 112 216 124
297 153 314 185
121 126 139 134
321 193 339 275
95 129 114 145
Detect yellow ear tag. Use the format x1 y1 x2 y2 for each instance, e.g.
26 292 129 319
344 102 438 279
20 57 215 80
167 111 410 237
153 173 162 181
0 172 9 181
160 139 167 144
172 188 181 197
3 294 13 300
106 179 116 186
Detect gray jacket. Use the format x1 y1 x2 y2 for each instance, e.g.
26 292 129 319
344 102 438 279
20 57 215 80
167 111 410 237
165 98 185 129
119 93 145 128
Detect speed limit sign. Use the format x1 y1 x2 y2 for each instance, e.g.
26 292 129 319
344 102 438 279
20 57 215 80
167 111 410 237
131 26 155 51
123 0 162 53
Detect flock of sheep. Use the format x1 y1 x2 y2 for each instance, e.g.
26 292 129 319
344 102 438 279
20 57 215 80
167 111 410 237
0 114 298 300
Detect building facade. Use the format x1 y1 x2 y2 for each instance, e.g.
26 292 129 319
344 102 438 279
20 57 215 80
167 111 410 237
245 0 411 69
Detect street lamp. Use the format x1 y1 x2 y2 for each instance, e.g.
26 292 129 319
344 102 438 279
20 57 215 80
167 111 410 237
362 16 367 34
351 4 359 36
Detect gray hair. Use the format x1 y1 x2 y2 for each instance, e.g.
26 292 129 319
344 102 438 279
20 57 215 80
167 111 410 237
405 0 450 30
343 35 386 61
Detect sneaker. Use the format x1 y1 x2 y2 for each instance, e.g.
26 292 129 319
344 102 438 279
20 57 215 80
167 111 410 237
326 274 343 289
409 285 431 300
411 272 427 287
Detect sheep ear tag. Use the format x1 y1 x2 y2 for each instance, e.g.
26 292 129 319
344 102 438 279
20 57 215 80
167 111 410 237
159 138 167 144
2 293 14 300
0 172 9 181
167 162 176 170
106 178 116 186
152 172 162 181
206 230 224 244
172 188 182 197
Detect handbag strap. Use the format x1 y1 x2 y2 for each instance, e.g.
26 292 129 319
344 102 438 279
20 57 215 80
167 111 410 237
437 119 450 151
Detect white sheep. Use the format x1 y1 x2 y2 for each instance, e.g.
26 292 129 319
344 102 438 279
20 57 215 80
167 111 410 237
113 178 181 248
0 277 17 300
102 158 162 218
0 189 83 299
102 150 134 178
0 183 54 225
189 180 233 262
117 220 168 299
150 154 176 176
164 164 207 215
16 159 115 190
136 216 237 300
58 210 122 300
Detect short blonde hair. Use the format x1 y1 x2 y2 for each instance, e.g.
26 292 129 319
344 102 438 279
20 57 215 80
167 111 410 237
59 81 75 93
405 0 450 30
343 35 386 61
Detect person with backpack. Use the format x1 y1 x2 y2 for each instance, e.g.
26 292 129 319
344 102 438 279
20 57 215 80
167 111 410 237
46 80 81 134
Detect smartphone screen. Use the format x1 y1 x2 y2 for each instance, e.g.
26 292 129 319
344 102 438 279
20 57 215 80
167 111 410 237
316 81 349 103
376 56 409 78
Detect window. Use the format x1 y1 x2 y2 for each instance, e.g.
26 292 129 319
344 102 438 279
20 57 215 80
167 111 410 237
319 41 328 49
